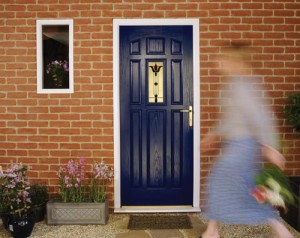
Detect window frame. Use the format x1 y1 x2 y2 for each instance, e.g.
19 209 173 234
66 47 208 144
36 19 74 94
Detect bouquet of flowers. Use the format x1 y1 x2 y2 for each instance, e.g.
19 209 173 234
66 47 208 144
251 165 297 212
0 163 31 218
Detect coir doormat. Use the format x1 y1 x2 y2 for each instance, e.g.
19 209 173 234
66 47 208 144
128 214 192 230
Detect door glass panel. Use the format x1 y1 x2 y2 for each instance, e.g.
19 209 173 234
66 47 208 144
148 61 164 103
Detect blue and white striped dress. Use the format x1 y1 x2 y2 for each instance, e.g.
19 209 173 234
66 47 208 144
205 76 279 225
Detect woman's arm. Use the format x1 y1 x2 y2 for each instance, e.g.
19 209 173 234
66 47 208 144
261 144 285 169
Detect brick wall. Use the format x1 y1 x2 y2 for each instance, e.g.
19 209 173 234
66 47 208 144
0 0 299 209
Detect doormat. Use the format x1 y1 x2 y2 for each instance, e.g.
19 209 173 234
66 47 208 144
128 214 192 230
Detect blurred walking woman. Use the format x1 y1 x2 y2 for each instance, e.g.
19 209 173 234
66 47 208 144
200 43 294 238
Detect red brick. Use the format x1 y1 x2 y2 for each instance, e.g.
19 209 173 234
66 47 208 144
264 3 284 9
0 0 299 210
232 10 251 16
252 10 273 16
243 3 262 9
177 3 198 10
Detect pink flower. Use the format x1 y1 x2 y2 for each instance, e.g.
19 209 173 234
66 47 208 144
251 186 268 203
58 158 114 203
66 184 72 188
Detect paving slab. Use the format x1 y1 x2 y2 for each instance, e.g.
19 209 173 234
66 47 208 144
114 230 151 238
149 229 184 238
184 214 206 238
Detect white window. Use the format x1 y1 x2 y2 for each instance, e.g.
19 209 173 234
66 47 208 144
36 19 74 94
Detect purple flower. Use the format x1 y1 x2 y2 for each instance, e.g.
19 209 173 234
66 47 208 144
93 161 114 180
0 163 31 218
23 191 29 197
7 184 15 189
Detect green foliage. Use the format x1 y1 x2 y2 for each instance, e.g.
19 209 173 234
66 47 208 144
283 93 300 133
0 185 8 215
29 184 48 206
89 179 107 203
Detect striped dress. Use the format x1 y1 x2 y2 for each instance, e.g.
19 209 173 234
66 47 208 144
205 75 279 224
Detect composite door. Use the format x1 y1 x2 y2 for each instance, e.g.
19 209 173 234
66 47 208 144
120 26 194 206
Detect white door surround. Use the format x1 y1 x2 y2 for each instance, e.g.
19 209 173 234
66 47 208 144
113 18 200 213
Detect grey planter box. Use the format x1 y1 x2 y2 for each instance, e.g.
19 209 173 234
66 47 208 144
46 200 109 225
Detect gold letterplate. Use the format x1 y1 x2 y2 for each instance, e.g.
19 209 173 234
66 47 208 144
180 106 193 127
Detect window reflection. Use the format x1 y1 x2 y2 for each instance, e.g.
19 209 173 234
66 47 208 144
42 25 69 89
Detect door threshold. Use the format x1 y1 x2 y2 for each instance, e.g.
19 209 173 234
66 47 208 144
114 206 201 213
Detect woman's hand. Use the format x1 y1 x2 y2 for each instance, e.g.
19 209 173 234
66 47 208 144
200 132 221 154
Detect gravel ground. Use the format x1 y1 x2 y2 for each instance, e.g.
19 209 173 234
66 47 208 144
0 214 129 238
0 213 299 238
198 213 300 238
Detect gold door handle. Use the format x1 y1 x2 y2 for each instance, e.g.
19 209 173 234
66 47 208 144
180 106 193 127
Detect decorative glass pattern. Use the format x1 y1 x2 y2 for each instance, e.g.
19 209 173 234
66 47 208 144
148 62 164 103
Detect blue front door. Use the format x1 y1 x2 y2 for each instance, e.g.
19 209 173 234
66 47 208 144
120 26 194 206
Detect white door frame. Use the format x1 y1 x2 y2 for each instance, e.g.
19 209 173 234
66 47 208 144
113 18 200 213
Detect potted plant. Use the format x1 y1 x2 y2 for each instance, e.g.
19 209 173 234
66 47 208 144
282 92 300 231
283 92 300 134
46 158 113 225
0 164 35 238
29 184 48 222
